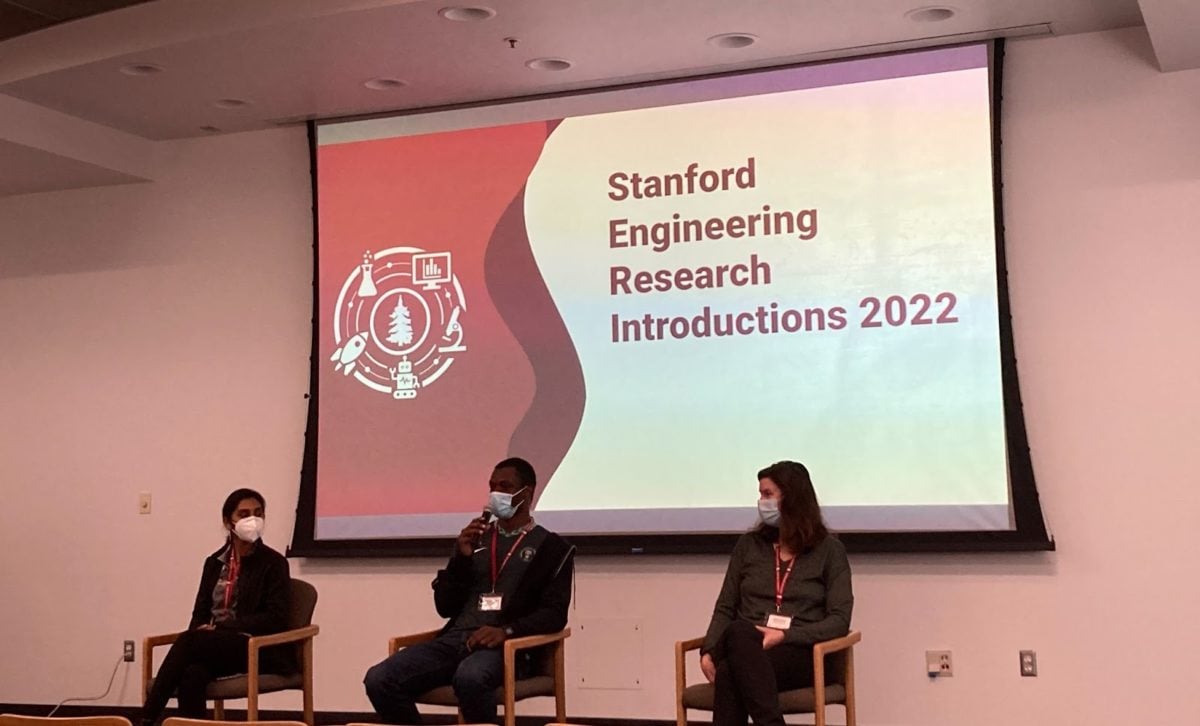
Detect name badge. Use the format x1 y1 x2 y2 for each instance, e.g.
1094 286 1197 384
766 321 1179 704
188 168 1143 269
765 613 793 630
478 593 503 611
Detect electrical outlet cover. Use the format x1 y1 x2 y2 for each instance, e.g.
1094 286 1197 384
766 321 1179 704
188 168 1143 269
925 650 953 677
1020 650 1037 677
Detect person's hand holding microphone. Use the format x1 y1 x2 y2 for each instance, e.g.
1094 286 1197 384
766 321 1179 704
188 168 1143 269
456 508 494 557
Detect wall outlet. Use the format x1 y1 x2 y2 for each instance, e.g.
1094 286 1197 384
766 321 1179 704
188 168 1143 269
925 650 953 677
138 492 152 515
123 640 135 662
1020 650 1038 677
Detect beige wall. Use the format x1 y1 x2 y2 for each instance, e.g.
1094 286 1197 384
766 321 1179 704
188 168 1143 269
2 26 1198 725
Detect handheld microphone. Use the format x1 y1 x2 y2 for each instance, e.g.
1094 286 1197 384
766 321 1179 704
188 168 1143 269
473 508 495 549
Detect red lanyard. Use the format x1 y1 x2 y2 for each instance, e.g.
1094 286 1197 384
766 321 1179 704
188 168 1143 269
490 526 531 593
774 545 796 612
222 547 241 611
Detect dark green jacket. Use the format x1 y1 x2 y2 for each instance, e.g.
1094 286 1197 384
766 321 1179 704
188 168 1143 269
703 530 852 654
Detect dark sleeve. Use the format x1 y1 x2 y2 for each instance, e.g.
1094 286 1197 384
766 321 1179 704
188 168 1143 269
784 539 853 646
218 553 291 635
433 552 475 619
702 535 748 655
188 557 215 630
506 545 574 637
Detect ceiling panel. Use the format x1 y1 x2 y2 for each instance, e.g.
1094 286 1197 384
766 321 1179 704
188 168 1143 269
0 0 150 40
1138 0 1200 71
0 138 144 196
0 0 1145 140
12 0 149 19
0 3 52 41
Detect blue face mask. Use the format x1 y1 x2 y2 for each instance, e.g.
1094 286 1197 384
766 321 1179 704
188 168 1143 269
758 498 781 527
488 487 527 521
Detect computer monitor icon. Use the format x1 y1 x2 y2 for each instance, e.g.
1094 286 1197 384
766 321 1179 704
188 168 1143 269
412 252 452 290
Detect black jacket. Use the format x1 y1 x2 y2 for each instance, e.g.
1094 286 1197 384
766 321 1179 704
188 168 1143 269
433 529 574 637
188 540 295 672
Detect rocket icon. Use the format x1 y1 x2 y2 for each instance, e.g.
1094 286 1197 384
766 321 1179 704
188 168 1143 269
331 331 369 375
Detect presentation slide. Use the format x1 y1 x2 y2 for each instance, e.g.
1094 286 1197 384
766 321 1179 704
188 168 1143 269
312 43 1012 541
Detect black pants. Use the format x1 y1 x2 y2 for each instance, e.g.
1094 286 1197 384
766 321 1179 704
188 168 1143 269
142 629 249 723
712 619 825 726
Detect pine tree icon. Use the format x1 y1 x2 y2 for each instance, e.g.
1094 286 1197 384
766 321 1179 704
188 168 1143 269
388 298 413 346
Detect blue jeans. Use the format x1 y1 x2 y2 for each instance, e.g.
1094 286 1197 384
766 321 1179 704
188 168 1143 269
364 629 510 724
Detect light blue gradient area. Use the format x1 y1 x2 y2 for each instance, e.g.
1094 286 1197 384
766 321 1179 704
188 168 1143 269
521 69 1009 517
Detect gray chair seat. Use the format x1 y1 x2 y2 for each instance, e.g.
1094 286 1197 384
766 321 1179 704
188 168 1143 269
681 682 847 712
417 675 557 706
145 671 304 701
208 673 304 698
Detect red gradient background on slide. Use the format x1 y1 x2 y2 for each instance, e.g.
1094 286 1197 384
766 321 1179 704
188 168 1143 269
316 121 583 517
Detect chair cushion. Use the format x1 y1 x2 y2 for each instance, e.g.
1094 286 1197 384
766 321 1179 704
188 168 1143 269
416 676 557 706
206 673 304 698
681 682 846 712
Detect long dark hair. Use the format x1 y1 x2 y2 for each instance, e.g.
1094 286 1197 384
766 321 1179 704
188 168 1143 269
756 461 829 552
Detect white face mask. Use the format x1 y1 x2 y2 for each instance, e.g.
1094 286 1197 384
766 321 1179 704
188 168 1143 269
487 487 527 521
233 516 264 543
758 498 781 527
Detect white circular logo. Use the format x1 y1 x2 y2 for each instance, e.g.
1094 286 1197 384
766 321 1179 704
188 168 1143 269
331 247 467 400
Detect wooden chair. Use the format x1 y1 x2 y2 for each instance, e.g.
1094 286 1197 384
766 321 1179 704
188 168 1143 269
674 630 861 726
163 720 306 726
143 579 320 726
388 627 570 726
0 718 131 726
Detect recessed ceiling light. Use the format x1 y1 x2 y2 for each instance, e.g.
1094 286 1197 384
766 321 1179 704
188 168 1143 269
707 33 758 49
905 6 956 22
213 98 251 109
438 6 495 21
119 63 163 76
199 125 221 133
525 58 573 72
364 77 408 90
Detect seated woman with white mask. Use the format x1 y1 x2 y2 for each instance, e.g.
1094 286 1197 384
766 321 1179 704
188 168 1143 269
140 488 292 726
699 461 853 726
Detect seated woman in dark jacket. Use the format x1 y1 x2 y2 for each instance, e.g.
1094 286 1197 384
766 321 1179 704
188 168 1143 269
700 461 853 726
141 488 291 726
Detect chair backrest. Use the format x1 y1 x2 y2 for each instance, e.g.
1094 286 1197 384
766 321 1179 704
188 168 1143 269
1 717 132 726
279 578 318 668
526 643 553 678
287 578 318 630
822 649 849 685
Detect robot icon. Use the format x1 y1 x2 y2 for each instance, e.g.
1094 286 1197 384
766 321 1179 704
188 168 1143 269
331 247 467 400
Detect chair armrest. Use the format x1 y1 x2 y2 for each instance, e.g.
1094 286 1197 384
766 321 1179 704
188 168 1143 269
673 636 707 690
502 627 571 656
389 629 442 655
248 625 320 651
811 629 861 711
812 630 861 659
145 631 184 648
674 635 706 726
246 625 320 690
501 629 570 721
143 631 184 701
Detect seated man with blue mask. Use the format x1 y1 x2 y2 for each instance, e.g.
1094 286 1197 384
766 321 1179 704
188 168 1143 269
364 457 575 725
